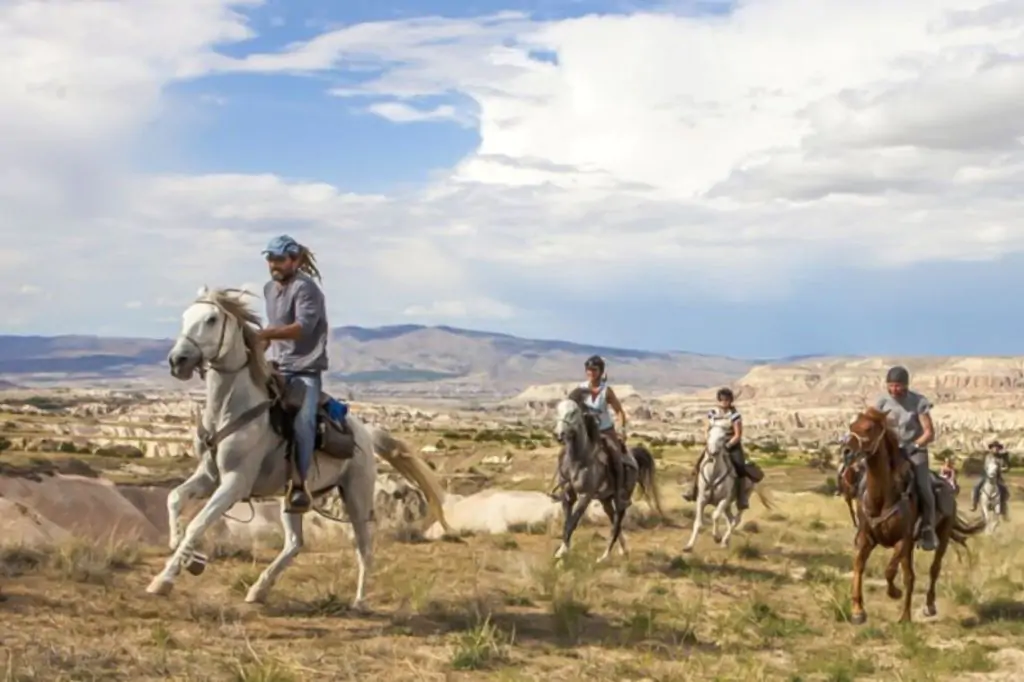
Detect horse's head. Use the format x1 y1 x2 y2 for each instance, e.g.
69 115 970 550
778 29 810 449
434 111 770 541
167 286 254 381
706 423 729 456
554 397 583 444
845 406 893 466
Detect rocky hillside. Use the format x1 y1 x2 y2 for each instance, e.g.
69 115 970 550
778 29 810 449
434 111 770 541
0 326 753 396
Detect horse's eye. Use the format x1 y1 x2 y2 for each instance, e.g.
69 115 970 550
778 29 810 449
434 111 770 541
205 314 217 326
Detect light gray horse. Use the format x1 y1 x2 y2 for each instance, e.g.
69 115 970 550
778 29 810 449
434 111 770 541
683 423 768 552
979 452 1006 534
551 395 662 563
147 287 448 607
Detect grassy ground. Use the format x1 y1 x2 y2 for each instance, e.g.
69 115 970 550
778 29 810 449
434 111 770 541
1 429 1023 681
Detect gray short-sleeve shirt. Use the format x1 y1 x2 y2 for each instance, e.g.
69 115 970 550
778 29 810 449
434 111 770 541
874 390 932 449
263 273 329 373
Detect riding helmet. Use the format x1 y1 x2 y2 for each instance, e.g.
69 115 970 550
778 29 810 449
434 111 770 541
885 365 910 385
584 355 605 373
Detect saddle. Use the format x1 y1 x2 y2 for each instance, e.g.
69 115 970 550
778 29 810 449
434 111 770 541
268 369 356 461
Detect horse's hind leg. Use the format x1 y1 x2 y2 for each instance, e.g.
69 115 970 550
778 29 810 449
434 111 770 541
884 541 904 600
246 502 304 604
922 524 949 618
596 499 617 563
341 481 375 611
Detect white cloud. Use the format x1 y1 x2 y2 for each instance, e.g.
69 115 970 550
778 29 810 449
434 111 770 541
5 0 1024 336
404 298 516 319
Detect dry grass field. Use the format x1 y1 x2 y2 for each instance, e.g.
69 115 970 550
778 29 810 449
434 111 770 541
1 429 1023 682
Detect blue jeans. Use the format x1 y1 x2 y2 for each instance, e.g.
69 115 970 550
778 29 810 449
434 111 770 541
283 372 321 481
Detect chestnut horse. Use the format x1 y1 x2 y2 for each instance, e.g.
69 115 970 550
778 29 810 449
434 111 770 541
844 407 985 624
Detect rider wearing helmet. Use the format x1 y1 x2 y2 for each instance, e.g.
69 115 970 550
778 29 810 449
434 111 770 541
576 355 630 507
972 440 1010 518
874 365 939 551
683 387 752 509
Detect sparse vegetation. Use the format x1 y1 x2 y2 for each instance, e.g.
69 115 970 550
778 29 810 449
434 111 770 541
1 404 1022 681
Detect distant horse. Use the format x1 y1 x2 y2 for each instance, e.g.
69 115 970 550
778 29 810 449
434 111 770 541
683 423 769 552
845 407 985 624
551 394 664 563
979 452 1007 534
147 287 448 607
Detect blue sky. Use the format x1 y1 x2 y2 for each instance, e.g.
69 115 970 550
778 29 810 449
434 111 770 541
3 0 1023 359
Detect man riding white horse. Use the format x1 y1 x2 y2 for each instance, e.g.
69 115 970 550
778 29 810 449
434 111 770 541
972 440 1010 519
257 234 328 514
873 365 939 552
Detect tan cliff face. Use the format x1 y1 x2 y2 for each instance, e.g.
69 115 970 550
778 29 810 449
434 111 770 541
2 355 1022 459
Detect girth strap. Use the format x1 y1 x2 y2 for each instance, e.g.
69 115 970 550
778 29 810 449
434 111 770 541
196 400 273 454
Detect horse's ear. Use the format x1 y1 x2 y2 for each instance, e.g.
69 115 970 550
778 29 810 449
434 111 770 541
197 285 209 297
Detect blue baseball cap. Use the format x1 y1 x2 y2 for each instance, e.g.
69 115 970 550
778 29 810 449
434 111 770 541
262 234 301 258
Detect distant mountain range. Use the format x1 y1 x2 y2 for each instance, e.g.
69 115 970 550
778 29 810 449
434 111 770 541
0 325 765 394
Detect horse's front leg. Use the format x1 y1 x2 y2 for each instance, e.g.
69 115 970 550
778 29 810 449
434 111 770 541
683 488 705 553
850 528 874 625
146 471 250 596
245 501 304 604
167 454 217 550
718 500 738 547
897 540 916 623
555 492 592 561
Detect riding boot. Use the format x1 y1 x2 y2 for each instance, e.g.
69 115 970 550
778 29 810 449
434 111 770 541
729 446 749 510
971 479 982 512
913 459 938 551
999 481 1010 519
611 447 630 508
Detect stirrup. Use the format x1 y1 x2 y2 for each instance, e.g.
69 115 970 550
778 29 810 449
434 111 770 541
284 480 312 514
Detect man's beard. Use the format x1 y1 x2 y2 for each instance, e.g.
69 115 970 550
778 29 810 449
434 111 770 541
270 269 292 281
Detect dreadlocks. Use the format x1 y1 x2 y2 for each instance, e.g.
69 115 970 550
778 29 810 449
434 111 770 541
294 244 322 282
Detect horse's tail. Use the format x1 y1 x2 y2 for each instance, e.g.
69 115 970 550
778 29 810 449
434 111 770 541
950 512 986 547
752 485 774 511
369 426 450 532
632 446 667 521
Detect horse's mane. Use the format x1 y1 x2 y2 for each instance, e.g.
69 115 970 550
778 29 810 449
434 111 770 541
563 387 602 445
200 288 271 391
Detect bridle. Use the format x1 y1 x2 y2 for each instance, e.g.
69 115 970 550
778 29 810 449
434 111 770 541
178 299 251 377
844 423 886 467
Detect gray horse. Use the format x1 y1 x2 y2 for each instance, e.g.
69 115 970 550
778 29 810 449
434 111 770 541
551 393 663 563
148 287 448 607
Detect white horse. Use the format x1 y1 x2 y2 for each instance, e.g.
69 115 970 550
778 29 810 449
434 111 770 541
683 424 748 551
979 453 1006 534
147 287 448 607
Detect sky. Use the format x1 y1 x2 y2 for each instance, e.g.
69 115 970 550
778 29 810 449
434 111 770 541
3 0 1024 359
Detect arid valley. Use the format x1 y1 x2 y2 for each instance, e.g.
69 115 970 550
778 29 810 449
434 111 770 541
1 327 1023 681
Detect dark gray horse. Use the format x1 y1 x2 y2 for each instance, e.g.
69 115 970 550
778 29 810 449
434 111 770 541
551 393 663 563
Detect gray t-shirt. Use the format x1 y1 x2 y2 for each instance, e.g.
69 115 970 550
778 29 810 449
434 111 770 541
874 390 932 449
263 273 329 373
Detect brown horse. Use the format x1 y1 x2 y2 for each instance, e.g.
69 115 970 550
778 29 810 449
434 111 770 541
845 407 985 624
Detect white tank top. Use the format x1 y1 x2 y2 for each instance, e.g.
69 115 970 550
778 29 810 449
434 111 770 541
580 381 614 430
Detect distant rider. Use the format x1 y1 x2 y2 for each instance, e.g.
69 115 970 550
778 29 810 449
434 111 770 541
971 440 1010 518
683 387 752 510
551 356 631 507
939 456 959 494
873 366 938 551
257 235 329 514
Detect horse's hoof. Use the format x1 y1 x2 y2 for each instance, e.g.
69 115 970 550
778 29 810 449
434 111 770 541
244 585 267 604
682 545 694 553
921 604 937 618
849 611 867 625
887 586 903 601
185 558 206 576
146 577 174 596
595 554 609 565
350 598 370 614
